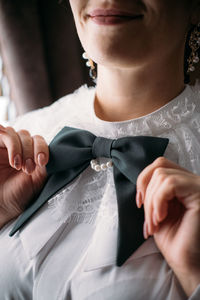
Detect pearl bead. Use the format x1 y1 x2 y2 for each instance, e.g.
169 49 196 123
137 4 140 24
94 165 101 172
189 66 195 72
193 56 199 64
100 163 107 171
82 52 88 59
106 161 113 168
90 159 97 165
86 61 91 67
90 159 113 172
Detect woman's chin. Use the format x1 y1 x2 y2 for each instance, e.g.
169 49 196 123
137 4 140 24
84 41 146 69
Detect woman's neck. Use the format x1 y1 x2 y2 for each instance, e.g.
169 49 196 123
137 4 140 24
95 57 185 122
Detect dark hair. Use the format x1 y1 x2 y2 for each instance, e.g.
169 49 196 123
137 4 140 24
184 26 194 84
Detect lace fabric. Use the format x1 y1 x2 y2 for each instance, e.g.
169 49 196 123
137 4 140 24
13 83 200 228
48 159 118 229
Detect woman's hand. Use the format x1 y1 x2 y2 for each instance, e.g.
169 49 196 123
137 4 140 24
136 157 200 297
0 125 49 229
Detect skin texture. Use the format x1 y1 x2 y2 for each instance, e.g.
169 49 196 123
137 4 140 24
0 0 200 297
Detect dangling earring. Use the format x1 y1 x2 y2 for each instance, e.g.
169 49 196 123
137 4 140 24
187 23 200 73
82 52 97 81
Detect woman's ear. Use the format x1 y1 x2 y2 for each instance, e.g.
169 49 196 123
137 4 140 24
190 0 200 25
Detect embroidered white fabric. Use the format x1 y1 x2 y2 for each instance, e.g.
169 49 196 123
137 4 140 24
13 83 200 229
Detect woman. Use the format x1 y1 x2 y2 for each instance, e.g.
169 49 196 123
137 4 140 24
0 0 200 299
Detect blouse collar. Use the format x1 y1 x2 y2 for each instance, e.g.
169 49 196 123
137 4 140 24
90 83 200 138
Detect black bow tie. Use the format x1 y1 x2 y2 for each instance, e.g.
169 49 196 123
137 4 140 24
10 126 169 266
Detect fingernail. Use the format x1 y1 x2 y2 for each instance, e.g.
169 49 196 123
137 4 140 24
136 190 143 208
25 158 35 174
153 211 158 226
38 153 46 167
143 221 149 239
14 154 22 170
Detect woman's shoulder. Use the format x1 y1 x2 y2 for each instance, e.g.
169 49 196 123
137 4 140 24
12 85 95 143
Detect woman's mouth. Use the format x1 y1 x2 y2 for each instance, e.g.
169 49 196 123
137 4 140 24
88 9 143 25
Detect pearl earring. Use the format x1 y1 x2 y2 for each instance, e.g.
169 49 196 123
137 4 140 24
82 52 97 81
187 23 200 73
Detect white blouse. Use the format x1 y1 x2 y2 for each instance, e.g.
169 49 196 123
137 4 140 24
0 84 200 300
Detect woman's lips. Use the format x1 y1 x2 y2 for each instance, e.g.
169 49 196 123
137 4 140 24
88 9 143 25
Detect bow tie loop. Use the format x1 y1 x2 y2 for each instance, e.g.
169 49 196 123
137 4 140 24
92 137 114 159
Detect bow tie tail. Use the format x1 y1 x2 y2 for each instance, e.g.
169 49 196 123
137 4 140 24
113 166 145 267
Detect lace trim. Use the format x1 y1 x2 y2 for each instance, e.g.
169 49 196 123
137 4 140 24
92 93 200 138
48 161 118 229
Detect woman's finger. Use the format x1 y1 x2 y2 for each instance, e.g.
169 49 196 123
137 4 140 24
136 157 190 206
32 135 49 167
0 126 48 174
142 167 171 237
143 168 200 237
17 129 35 174
0 126 22 170
143 168 173 237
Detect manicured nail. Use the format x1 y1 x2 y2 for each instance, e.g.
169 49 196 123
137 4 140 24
136 190 143 208
14 154 22 170
38 153 46 167
25 158 35 174
143 221 149 239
